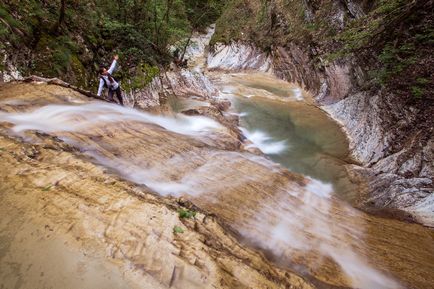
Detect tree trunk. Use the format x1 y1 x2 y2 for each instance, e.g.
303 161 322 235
53 0 66 35
180 31 193 61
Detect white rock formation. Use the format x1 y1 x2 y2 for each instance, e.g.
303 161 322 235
207 43 273 72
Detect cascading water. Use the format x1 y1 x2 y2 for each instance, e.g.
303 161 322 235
0 102 223 136
1 27 434 289
0 97 421 289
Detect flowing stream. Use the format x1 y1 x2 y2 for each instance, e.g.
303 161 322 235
162 73 434 289
1 29 434 289
211 72 359 201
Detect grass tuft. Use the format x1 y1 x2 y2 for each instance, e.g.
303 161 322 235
173 225 184 234
178 208 197 219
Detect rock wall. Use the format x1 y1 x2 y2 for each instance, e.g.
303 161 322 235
207 43 272 72
0 54 24 83
126 69 219 110
129 25 221 110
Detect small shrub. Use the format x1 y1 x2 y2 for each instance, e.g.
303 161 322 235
374 43 419 85
416 78 429 85
411 86 424 98
178 208 197 219
305 23 318 31
173 225 184 234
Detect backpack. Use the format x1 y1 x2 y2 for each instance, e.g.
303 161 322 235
100 73 118 88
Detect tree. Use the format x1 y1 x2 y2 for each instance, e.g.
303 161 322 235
52 0 66 35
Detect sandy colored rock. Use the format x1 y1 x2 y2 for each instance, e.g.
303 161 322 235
1 82 434 289
0 82 314 289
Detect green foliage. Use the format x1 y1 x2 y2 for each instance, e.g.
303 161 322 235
178 208 197 219
211 0 252 45
123 63 160 91
0 6 26 50
410 86 424 98
0 0 227 87
211 0 315 47
416 78 430 85
415 29 434 44
173 225 184 234
100 20 152 64
305 23 318 32
31 34 80 78
330 0 424 57
321 0 432 99
183 0 225 30
323 51 344 64
373 41 418 86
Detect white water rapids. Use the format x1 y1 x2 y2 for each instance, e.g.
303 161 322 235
0 100 402 289
0 102 222 136
240 127 289 154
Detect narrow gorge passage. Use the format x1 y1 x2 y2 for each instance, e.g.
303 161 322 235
1 1 432 289
210 72 359 200
1 27 434 289
168 32 434 288
1 75 433 289
170 70 434 289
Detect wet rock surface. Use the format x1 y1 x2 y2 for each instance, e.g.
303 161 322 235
1 82 434 289
0 82 314 289
181 104 243 143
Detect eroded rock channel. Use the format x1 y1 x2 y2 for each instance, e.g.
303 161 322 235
1 30 433 289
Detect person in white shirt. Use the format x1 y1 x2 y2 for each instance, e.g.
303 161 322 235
97 54 124 105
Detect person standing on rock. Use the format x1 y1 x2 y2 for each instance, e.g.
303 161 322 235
97 54 124 105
